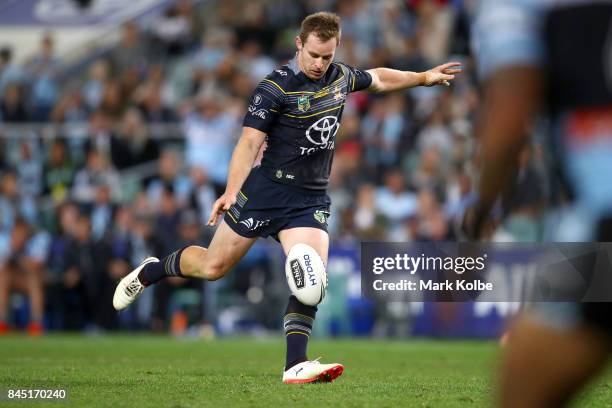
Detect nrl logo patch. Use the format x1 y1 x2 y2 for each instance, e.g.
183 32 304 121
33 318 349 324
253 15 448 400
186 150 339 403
297 95 310 112
313 210 327 224
276 169 283 179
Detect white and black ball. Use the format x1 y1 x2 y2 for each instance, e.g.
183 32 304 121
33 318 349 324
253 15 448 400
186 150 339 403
284 243 327 306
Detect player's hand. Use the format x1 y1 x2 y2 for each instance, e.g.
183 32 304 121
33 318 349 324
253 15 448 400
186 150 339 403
207 192 237 226
424 62 462 87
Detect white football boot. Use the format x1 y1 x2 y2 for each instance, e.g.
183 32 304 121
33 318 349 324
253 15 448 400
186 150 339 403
113 257 159 310
282 358 344 384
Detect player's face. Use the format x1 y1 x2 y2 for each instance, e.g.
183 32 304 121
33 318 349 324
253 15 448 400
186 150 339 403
296 33 337 80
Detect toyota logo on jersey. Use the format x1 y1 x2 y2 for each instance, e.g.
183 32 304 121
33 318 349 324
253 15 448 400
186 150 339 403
306 116 339 146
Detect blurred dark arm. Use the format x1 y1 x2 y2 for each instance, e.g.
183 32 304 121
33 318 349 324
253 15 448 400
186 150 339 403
469 66 544 237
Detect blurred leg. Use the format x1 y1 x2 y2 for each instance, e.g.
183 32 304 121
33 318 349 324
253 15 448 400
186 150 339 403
0 265 11 324
500 315 611 408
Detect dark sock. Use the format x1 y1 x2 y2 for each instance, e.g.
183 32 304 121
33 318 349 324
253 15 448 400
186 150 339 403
138 247 187 286
284 295 317 370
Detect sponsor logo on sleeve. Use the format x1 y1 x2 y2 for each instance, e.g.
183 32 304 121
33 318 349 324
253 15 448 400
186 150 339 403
251 109 268 119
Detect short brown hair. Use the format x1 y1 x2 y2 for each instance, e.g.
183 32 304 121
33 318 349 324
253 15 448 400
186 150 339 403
299 12 341 45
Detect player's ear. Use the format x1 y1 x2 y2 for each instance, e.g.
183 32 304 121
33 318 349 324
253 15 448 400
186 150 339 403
295 36 302 51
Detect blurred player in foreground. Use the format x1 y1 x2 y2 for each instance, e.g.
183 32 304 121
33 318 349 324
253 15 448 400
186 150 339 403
114 11 460 383
468 1 612 406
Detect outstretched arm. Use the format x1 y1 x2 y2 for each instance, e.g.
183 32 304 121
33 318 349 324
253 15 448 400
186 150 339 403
366 62 462 93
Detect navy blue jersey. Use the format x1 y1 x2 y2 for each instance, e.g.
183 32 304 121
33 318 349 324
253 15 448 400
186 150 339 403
243 56 372 191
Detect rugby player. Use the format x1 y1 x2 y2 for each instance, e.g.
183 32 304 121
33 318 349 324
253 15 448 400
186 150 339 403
469 1 612 406
114 11 461 384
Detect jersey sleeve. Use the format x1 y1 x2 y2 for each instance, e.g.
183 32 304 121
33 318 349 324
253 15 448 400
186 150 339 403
242 75 285 133
471 0 545 80
337 62 372 93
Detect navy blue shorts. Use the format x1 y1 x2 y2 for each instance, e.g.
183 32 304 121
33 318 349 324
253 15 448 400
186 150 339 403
224 167 331 240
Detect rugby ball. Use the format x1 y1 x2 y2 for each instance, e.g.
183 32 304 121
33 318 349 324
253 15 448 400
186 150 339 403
285 243 328 306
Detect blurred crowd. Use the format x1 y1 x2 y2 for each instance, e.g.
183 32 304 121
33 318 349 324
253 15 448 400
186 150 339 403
0 0 548 334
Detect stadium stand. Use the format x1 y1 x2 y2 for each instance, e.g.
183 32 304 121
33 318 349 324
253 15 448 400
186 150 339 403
0 0 547 335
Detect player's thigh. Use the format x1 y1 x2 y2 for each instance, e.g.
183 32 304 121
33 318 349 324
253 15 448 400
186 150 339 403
501 315 611 407
278 227 329 265
205 220 258 276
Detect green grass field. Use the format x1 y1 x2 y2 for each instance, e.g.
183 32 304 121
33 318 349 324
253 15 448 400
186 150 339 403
0 335 611 407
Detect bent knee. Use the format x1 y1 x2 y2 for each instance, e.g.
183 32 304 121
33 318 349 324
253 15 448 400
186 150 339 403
197 258 230 281
204 264 228 281
182 247 231 280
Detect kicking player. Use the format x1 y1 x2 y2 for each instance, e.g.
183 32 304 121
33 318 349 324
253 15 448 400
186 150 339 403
469 1 612 406
114 11 460 384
